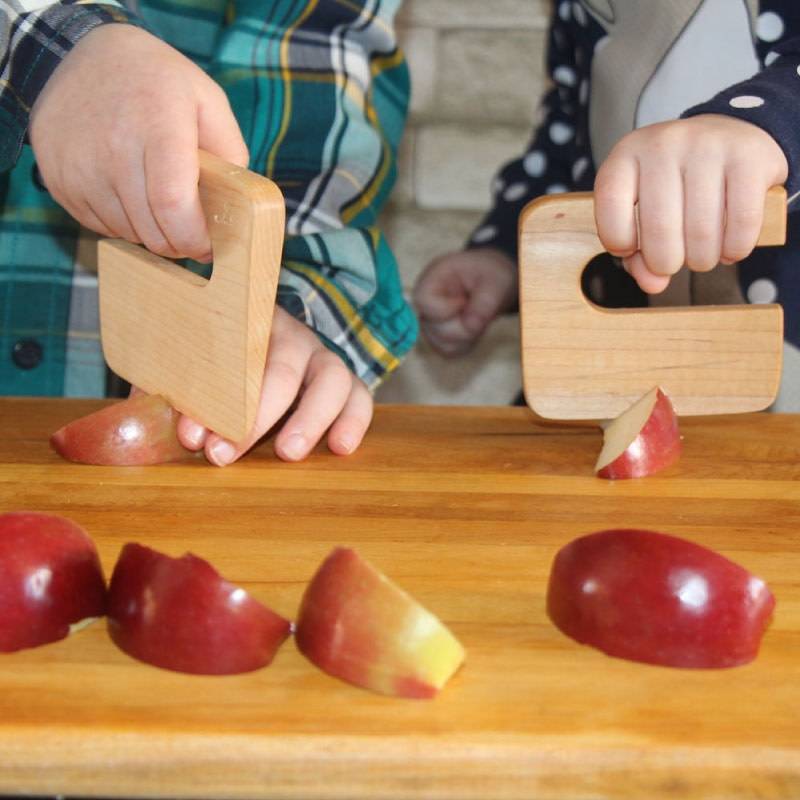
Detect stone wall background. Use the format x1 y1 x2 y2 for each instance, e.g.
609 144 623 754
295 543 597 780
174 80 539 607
375 0 551 405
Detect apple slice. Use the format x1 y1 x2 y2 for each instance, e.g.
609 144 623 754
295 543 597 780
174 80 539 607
51 394 191 466
0 512 106 652
595 387 681 479
106 543 291 674
547 528 775 668
295 548 465 698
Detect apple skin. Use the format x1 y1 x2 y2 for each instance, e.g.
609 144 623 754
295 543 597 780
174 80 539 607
106 543 291 675
547 529 775 668
51 394 191 466
596 387 681 480
0 512 106 652
295 548 465 698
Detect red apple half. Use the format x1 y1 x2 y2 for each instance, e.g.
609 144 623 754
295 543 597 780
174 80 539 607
295 548 466 698
51 394 191 466
595 387 681 479
547 528 775 668
107 543 291 675
0 512 106 652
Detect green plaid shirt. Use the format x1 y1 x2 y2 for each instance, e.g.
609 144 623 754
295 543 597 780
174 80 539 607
0 0 416 396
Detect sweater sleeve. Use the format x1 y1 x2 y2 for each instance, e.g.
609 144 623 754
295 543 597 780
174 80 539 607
211 0 416 389
682 35 800 200
466 6 595 263
0 0 140 172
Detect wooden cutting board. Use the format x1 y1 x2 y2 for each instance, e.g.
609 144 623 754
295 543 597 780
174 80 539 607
0 398 798 799
519 186 787 420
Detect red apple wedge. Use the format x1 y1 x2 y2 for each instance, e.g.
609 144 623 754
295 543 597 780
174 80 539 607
0 512 106 652
295 548 465 698
107 543 291 674
595 387 681 479
547 528 775 668
51 394 191 466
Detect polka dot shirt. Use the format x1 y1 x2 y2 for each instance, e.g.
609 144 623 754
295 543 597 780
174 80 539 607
468 1 800 351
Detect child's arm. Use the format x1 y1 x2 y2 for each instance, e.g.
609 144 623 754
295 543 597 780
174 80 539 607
172 0 414 465
414 8 591 356
595 40 800 293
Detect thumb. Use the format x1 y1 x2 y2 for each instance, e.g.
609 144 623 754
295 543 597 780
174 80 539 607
460 278 509 336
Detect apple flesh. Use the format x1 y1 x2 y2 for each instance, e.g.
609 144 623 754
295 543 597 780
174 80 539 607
295 547 465 698
0 512 106 652
51 394 191 466
107 543 291 674
595 387 681 479
547 528 775 668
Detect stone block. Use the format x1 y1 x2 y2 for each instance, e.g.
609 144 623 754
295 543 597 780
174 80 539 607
415 123 529 210
437 29 546 124
375 315 522 405
397 0 549 30
382 207 484 289
398 27 438 117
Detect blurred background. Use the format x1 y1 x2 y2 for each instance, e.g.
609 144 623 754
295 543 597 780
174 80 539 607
375 0 550 406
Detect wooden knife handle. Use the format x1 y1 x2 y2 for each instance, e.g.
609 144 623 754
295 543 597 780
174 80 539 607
518 186 787 421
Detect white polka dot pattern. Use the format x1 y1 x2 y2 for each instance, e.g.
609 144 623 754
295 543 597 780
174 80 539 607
572 1 587 26
472 225 498 244
765 51 780 66
757 11 785 43
553 65 577 87
523 151 547 177
546 184 568 195
572 157 589 182
503 182 529 202
747 278 778 304
729 95 765 109
549 122 575 145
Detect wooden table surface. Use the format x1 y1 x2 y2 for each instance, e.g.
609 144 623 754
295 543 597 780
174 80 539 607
0 398 798 799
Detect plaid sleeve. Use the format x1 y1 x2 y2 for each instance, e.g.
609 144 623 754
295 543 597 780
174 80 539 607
0 0 139 173
211 0 417 390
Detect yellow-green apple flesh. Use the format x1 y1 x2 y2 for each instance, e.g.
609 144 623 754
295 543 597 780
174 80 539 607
295 547 465 698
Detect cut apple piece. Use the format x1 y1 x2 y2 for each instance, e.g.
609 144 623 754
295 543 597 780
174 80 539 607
107 543 291 674
547 528 775 668
295 547 465 698
51 394 191 466
0 512 106 652
595 386 681 479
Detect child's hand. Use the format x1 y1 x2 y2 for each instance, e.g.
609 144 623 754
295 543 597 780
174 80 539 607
29 24 248 262
175 307 373 466
594 114 788 294
413 248 517 356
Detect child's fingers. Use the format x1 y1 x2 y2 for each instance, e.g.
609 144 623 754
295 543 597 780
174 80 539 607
594 156 639 257
144 134 211 261
204 335 315 467
327 380 374 456
273 351 355 462
721 168 767 264
197 86 250 169
623 252 671 294
637 164 685 278
177 417 208 450
683 166 725 271
115 151 180 258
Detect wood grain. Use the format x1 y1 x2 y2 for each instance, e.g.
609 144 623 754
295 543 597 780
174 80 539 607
0 399 798 799
519 186 787 420
98 151 285 442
